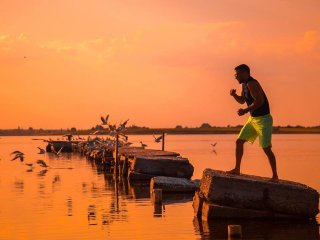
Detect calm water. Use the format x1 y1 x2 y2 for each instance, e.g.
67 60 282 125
0 134 319 240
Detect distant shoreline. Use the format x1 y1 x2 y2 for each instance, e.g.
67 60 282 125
0 126 319 136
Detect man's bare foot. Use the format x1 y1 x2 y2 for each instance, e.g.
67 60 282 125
226 168 240 175
270 176 279 182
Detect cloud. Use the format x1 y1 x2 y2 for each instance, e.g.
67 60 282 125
295 30 320 54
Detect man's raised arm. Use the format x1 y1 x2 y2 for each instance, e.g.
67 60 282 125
230 89 245 104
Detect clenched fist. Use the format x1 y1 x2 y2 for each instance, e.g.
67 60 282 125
230 89 236 96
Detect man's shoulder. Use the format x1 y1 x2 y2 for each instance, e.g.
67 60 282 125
246 79 261 91
248 76 259 82
247 77 260 86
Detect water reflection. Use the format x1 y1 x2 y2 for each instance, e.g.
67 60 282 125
52 175 61 184
67 197 72 216
0 135 319 240
38 169 48 177
13 179 24 194
38 182 46 196
88 204 98 226
193 217 320 240
82 182 88 193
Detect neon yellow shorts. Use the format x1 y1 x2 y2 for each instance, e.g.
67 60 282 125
238 113 273 148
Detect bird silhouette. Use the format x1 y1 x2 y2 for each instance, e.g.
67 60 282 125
211 142 217 147
11 151 25 162
10 150 24 155
140 141 147 148
37 147 45 154
116 119 129 132
36 159 49 168
100 114 109 125
153 135 163 143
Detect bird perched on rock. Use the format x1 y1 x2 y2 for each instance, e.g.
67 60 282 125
37 147 46 154
32 138 49 142
140 141 147 149
63 134 73 141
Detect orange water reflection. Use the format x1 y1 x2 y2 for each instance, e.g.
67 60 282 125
0 135 319 239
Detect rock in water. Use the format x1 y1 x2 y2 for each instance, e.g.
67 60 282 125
130 155 194 179
197 169 319 219
150 176 200 193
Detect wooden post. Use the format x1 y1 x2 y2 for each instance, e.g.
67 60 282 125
153 203 162 216
114 133 119 177
161 132 165 151
228 225 242 239
151 188 162 204
122 158 128 177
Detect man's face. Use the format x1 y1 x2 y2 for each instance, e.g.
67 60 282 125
234 70 248 84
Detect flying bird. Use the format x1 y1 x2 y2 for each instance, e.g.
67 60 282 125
11 153 24 162
38 169 48 176
117 119 129 132
211 142 218 147
10 151 25 162
153 135 163 143
10 150 24 155
100 115 109 125
36 159 49 168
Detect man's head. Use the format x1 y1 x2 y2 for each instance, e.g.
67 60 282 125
234 64 250 84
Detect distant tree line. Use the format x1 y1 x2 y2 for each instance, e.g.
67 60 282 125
0 124 319 136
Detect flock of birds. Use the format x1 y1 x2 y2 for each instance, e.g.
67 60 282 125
5 114 219 171
10 147 49 171
82 115 165 149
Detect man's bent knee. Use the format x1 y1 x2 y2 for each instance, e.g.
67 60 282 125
263 146 273 153
236 138 246 146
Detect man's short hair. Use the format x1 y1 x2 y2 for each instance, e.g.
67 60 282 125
235 64 250 74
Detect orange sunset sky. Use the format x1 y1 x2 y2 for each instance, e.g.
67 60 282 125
1 0 320 129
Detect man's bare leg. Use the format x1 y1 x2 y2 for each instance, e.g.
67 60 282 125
263 146 279 180
226 138 246 175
